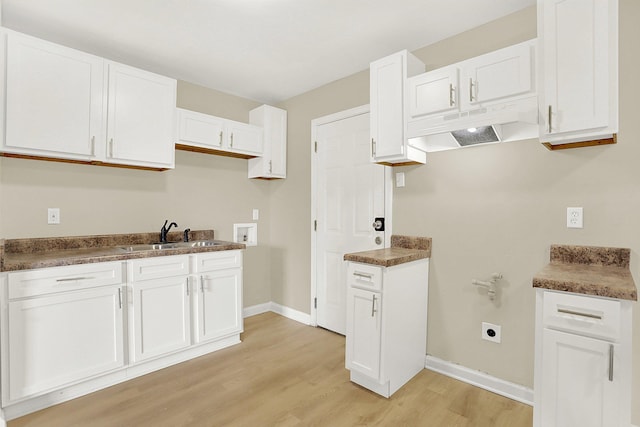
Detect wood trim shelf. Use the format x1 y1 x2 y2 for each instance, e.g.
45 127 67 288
175 143 258 159
542 134 617 151
0 153 169 172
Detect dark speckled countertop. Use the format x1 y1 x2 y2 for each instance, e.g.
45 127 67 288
343 235 431 267
533 244 637 301
0 230 245 272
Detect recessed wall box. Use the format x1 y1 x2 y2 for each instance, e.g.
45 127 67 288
233 223 257 246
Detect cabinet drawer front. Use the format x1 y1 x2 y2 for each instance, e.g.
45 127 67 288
348 262 383 292
193 250 242 273
8 262 123 299
542 291 621 341
129 255 190 282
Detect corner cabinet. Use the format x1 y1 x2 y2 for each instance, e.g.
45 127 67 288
248 105 287 179
537 0 618 149
1 30 176 170
533 289 632 427
370 50 426 165
345 259 429 397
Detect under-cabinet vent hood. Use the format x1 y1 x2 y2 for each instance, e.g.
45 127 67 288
407 96 539 152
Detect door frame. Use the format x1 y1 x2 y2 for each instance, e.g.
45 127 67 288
310 104 393 327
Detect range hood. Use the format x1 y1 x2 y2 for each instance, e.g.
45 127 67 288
407 96 539 152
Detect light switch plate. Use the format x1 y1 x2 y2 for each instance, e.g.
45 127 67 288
567 207 583 228
252 209 259 220
396 172 405 188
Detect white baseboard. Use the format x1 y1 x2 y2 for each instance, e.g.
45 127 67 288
425 355 534 406
243 302 272 318
243 302 311 325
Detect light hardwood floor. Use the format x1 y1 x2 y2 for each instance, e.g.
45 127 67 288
9 312 532 426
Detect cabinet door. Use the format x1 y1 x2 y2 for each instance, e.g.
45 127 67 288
106 62 176 168
248 105 287 179
225 120 263 156
408 66 459 118
370 53 405 160
4 31 103 159
129 276 191 363
177 108 225 149
462 41 533 108
195 268 243 343
345 288 382 380
540 329 619 427
540 0 612 137
6 287 124 402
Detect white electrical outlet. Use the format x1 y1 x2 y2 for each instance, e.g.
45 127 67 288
47 208 60 225
567 207 584 228
482 322 501 344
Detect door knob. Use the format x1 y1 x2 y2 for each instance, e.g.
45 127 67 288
372 217 385 231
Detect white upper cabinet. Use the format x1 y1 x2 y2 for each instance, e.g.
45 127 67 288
105 63 176 168
538 0 618 148
461 41 533 108
248 105 287 179
370 50 426 165
4 31 103 160
1 30 176 170
408 40 535 120
408 66 459 117
176 108 263 158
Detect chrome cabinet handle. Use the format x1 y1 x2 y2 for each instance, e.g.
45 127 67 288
200 275 205 293
219 131 223 146
371 138 376 157
449 83 455 106
469 78 475 102
56 277 94 282
90 136 95 156
353 272 373 280
269 160 272 174
557 308 602 320
109 138 114 157
609 344 614 382
186 277 190 296
230 133 234 147
371 295 377 317
118 287 122 309
548 105 552 133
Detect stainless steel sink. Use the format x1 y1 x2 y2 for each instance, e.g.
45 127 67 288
119 243 179 252
119 240 225 252
186 240 224 248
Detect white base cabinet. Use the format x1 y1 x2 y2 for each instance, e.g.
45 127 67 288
345 259 429 397
533 289 632 427
1 250 243 420
1 262 125 405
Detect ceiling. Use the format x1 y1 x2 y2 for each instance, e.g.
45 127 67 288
1 0 535 104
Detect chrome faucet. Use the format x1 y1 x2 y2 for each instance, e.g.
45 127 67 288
159 220 178 243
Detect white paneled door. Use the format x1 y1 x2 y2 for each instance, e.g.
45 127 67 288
314 109 386 335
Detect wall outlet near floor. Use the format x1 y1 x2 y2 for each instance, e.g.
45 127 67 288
482 322 501 344
47 208 60 225
567 207 583 228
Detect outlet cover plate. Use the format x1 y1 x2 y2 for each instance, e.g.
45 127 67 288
482 322 501 344
567 207 583 228
47 208 60 225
